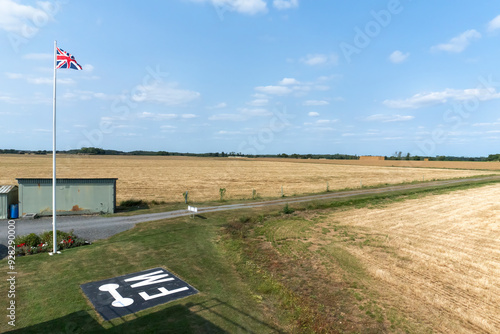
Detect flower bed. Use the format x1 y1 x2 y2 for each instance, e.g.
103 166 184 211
14 230 91 256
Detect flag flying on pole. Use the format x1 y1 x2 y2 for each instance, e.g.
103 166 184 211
56 47 82 70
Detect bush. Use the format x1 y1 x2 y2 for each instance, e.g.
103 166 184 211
219 188 226 201
14 233 41 248
15 230 90 256
282 203 295 215
120 199 146 207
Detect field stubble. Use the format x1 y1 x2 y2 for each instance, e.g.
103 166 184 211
0 155 498 203
318 184 500 333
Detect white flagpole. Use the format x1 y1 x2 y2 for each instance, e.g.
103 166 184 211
51 40 59 255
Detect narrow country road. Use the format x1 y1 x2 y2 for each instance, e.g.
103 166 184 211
1 175 499 259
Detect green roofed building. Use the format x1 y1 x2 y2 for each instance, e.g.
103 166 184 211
16 178 117 217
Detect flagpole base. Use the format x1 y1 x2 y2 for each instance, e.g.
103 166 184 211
48 251 62 256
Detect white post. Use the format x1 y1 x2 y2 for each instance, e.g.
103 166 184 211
51 40 59 255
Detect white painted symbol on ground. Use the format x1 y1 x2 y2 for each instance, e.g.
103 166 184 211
139 286 190 301
99 283 134 308
124 270 174 288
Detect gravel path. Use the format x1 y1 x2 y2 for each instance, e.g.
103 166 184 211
1 175 499 259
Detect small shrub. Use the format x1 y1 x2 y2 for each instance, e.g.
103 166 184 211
219 188 226 201
118 199 149 211
16 230 89 256
282 203 295 215
120 199 146 207
239 215 251 224
14 233 41 247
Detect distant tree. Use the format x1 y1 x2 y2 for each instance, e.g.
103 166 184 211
487 154 500 161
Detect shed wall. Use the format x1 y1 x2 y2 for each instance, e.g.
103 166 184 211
18 179 116 216
0 195 7 220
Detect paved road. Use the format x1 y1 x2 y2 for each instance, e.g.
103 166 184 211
2 175 499 259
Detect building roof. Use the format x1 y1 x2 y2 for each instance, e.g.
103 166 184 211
16 178 118 185
0 185 17 194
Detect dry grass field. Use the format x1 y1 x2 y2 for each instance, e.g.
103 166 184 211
313 184 500 333
254 157 500 170
0 154 498 203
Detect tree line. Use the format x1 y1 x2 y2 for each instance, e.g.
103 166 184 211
0 148 498 161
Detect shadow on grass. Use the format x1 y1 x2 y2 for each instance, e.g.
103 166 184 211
0 244 7 259
6 298 282 334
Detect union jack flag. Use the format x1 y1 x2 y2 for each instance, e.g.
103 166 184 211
56 47 82 70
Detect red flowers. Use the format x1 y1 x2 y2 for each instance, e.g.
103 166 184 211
62 236 74 245
17 243 26 248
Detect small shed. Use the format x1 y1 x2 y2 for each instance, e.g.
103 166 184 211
0 185 18 219
17 178 118 217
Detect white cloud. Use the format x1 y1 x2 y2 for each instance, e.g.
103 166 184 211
6 72 75 85
30 77 75 85
315 119 337 124
364 114 414 122
308 112 319 117
279 77 300 85
209 107 271 122
207 102 227 109
431 29 481 53
218 130 243 135
63 90 112 101
189 0 267 15
160 125 176 132
255 85 292 95
23 53 52 60
239 107 271 116
301 53 338 66
303 100 329 106
209 113 246 121
389 50 409 63
273 0 298 10
303 118 338 132
5 72 23 79
248 98 268 106
384 87 500 109
487 15 500 32
132 82 200 106
138 112 178 120
472 121 500 127
182 114 197 119
83 64 94 72
0 0 50 33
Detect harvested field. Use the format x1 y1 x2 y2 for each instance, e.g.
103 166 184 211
0 154 497 203
318 184 500 333
254 157 500 170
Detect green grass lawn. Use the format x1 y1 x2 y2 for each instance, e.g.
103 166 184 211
1 210 288 333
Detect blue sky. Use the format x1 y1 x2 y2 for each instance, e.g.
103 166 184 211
1 0 500 156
